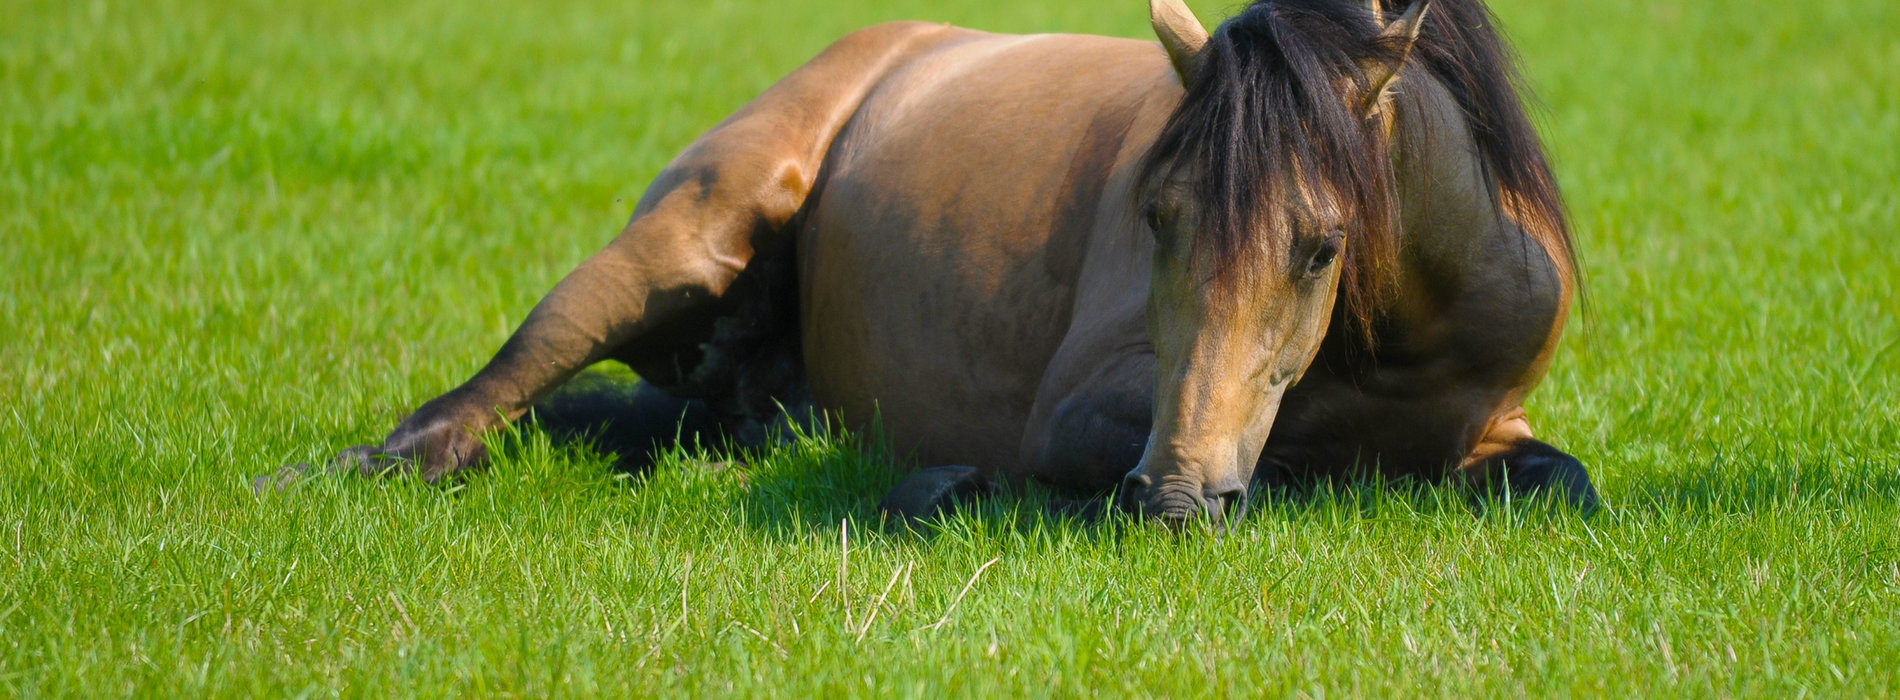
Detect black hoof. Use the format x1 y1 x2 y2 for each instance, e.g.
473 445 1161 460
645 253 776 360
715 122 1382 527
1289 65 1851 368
251 444 385 495
333 444 402 477
251 462 315 494
1487 441 1602 515
878 466 994 523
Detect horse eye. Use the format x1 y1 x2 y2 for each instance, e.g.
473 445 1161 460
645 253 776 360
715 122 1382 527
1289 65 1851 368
1307 235 1343 275
1141 203 1163 233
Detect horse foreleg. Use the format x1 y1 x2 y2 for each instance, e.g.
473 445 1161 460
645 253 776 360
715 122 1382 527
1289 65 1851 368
877 357 1153 523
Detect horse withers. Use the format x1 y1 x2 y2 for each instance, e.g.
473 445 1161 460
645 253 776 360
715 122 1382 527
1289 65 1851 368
276 0 1600 525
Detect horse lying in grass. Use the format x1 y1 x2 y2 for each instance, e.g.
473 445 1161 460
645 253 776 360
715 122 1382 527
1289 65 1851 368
280 0 1601 524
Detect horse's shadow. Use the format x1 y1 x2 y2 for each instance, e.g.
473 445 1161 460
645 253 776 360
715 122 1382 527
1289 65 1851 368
523 375 1900 537
522 374 1128 538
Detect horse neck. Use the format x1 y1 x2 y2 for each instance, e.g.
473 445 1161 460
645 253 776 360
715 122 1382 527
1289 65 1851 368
1385 72 1517 284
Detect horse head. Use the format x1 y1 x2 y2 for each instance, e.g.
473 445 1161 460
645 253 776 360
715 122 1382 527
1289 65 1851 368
1123 0 1430 525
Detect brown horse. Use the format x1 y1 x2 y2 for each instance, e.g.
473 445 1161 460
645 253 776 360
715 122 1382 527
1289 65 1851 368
278 0 1600 523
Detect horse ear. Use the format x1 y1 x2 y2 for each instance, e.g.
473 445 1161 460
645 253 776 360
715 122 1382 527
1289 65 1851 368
1150 0 1209 85
1358 0 1431 119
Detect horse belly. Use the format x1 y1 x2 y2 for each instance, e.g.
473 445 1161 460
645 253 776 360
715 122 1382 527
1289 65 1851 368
790 35 1168 470
796 186 1077 468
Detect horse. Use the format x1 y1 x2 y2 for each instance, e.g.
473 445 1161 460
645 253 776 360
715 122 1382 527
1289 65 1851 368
274 0 1601 524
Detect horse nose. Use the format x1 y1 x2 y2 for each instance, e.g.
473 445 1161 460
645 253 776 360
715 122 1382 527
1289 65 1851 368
1120 470 1248 524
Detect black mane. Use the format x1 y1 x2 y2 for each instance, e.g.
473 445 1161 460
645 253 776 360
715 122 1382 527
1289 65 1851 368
1136 0 1575 340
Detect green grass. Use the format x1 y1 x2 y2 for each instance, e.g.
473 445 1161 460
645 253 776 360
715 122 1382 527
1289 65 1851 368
4 0 1897 695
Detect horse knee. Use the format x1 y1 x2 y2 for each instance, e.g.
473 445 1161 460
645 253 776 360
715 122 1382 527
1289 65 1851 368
879 465 995 523
1032 392 1150 492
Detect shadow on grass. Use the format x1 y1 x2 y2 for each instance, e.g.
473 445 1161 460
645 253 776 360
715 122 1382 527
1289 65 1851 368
520 374 1900 541
521 373 1125 540
1612 450 1900 515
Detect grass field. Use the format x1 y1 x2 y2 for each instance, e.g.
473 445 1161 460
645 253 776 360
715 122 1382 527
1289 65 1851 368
4 0 1898 695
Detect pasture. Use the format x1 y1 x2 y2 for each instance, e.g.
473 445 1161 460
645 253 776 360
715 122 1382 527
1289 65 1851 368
3 0 1896 694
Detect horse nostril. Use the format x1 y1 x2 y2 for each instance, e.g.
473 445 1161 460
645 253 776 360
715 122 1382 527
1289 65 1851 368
1119 471 1153 510
1209 486 1249 522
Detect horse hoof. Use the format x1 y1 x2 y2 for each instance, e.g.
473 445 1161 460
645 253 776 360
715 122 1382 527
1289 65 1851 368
878 466 993 523
251 462 315 495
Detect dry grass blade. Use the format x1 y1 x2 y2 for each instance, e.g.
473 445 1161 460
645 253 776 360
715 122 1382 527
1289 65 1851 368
923 556 1002 632
857 561 911 642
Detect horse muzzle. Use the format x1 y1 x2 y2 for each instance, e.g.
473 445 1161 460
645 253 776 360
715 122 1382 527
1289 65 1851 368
1119 470 1250 526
